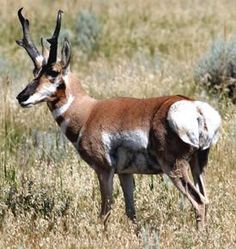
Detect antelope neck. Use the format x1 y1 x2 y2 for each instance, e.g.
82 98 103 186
47 73 97 145
47 72 87 119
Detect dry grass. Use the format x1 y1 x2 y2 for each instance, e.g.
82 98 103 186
0 0 236 248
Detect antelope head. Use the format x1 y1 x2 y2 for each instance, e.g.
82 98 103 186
16 8 71 108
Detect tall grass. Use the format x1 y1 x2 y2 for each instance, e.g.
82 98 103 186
0 0 235 248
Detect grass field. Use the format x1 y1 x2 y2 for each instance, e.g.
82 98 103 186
0 0 236 248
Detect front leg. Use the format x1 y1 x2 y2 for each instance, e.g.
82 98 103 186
96 168 115 218
118 174 136 222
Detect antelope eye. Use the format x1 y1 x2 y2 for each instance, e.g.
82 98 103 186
47 69 60 78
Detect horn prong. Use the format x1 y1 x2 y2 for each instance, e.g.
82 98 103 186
47 10 63 65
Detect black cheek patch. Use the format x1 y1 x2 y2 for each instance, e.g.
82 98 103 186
57 82 66 90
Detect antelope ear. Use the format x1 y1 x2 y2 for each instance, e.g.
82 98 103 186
61 38 71 71
41 37 49 64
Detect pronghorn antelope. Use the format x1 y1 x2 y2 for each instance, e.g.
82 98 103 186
16 8 221 229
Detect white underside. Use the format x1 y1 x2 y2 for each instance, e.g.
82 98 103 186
167 100 221 149
102 130 149 168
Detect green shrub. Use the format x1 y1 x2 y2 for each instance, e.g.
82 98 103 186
59 28 74 44
75 10 102 58
194 39 236 103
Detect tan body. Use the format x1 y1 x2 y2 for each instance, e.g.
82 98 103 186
16 9 221 229
70 94 188 172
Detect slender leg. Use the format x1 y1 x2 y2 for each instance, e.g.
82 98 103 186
118 174 136 221
195 173 209 222
97 168 115 218
190 150 209 221
165 159 208 230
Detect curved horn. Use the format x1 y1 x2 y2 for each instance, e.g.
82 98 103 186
16 8 43 72
47 10 63 65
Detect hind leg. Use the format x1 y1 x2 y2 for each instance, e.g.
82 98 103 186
164 158 208 230
190 149 209 222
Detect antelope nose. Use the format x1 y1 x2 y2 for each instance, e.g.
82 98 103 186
16 92 28 103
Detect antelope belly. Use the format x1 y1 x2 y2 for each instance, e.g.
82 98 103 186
102 130 159 173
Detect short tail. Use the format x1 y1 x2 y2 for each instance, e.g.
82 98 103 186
167 100 221 150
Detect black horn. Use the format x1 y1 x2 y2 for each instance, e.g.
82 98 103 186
16 8 43 73
47 10 63 65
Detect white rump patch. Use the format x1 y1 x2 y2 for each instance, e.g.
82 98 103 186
102 130 148 166
194 101 221 147
52 94 74 119
167 100 221 149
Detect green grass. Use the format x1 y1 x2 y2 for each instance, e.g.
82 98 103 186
0 0 236 248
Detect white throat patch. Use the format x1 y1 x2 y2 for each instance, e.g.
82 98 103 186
52 94 74 119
